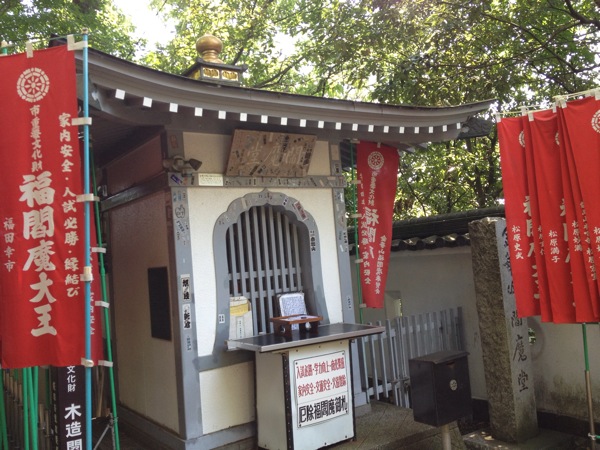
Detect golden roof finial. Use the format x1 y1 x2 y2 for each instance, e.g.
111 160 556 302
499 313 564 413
196 34 224 64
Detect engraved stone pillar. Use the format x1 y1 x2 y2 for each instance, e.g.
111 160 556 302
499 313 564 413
469 217 538 443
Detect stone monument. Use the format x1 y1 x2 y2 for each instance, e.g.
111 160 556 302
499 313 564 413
469 217 538 443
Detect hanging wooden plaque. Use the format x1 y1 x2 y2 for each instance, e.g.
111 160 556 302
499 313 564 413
226 130 316 177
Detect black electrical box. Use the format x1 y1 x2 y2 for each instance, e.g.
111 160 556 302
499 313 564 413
408 350 472 426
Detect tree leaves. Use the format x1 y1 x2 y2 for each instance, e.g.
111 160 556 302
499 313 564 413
0 0 139 58
4 0 596 219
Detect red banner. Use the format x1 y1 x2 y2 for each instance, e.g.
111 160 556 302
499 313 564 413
500 98 600 324
525 110 578 322
0 46 88 368
521 116 553 322
557 106 600 320
497 117 541 318
356 142 399 308
558 96 600 317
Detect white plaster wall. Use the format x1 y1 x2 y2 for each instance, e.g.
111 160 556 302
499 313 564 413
182 131 348 434
199 362 256 434
110 192 179 432
352 244 600 424
529 319 600 422
351 247 487 400
188 187 343 358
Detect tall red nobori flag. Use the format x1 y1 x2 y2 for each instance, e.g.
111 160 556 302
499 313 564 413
0 45 87 368
497 117 542 319
357 141 399 308
525 110 579 323
558 96 600 317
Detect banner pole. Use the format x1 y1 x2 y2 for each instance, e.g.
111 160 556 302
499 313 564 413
582 324 597 448
350 142 364 323
0 367 8 450
23 369 29 450
31 367 38 450
26 368 37 450
81 29 93 450
90 148 121 450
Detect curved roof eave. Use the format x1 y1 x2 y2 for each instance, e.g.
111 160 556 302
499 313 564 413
80 48 495 147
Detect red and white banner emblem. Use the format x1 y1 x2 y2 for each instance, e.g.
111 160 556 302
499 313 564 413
0 46 89 368
357 142 399 309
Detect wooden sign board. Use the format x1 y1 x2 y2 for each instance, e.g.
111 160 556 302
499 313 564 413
226 130 316 177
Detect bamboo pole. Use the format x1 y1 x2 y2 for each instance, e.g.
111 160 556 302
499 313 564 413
582 324 597 449
0 368 8 450
23 369 29 450
81 29 94 450
29 367 38 450
90 147 121 450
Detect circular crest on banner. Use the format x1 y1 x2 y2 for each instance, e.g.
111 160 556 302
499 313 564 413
592 109 600 134
519 130 526 148
17 67 50 103
368 151 384 170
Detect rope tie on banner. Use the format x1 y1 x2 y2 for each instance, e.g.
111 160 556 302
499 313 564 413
66 34 87 51
80 359 94 368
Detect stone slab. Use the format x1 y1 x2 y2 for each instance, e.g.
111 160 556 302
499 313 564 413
463 428 577 450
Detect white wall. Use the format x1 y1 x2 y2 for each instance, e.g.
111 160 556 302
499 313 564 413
187 186 344 358
529 319 600 422
183 132 346 433
357 244 600 423
352 246 487 400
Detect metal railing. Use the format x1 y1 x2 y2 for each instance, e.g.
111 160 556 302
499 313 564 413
358 307 464 407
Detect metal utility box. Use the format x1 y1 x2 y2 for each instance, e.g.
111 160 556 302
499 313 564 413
409 350 471 427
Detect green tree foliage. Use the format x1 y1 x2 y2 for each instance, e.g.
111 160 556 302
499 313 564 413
145 0 598 218
0 0 139 58
6 1 596 218
377 0 599 217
